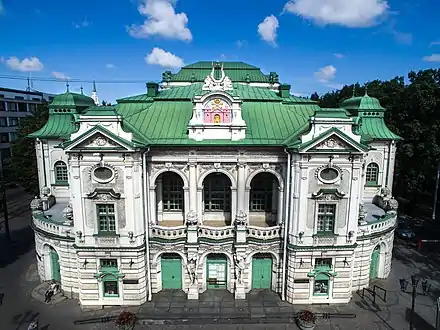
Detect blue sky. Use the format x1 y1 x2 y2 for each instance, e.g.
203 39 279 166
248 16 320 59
0 0 440 103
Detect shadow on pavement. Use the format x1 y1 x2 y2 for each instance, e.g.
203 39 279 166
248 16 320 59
405 308 435 330
0 225 34 268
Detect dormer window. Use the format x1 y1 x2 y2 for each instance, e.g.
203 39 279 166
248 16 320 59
204 98 231 124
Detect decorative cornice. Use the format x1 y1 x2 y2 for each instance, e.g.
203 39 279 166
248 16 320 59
86 188 121 200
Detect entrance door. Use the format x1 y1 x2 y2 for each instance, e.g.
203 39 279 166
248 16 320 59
161 255 182 289
370 246 380 280
50 248 61 281
206 255 227 289
252 256 272 289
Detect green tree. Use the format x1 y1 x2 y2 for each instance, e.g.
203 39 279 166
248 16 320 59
9 102 49 194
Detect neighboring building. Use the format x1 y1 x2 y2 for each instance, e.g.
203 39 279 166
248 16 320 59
29 61 400 307
0 87 54 165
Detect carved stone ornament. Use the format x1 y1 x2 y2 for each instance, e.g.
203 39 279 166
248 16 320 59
202 62 233 91
316 136 347 150
30 196 42 212
86 188 121 200
62 203 74 221
311 188 345 200
387 197 399 211
40 186 51 197
380 186 391 198
185 210 199 226
234 210 248 226
358 204 367 222
94 136 107 147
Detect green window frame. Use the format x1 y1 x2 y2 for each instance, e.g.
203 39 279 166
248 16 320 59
317 204 336 234
204 174 231 212
100 259 118 271
162 173 184 211
314 258 332 270
97 204 116 234
54 161 68 184
250 173 275 212
365 163 379 186
102 274 119 297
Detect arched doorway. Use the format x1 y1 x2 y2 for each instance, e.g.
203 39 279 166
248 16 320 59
370 245 380 280
249 172 279 226
49 246 61 281
203 173 232 225
155 172 185 225
251 253 272 289
161 253 183 289
206 254 228 289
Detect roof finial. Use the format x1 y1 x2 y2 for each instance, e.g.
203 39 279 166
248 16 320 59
66 81 70 92
80 85 84 95
364 85 368 96
92 80 97 93
352 84 356 98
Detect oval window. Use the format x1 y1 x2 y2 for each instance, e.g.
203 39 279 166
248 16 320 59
319 168 339 182
93 167 113 182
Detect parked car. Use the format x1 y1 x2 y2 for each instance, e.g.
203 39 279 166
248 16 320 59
396 227 416 240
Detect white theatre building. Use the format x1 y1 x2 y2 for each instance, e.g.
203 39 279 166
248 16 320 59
29 61 400 307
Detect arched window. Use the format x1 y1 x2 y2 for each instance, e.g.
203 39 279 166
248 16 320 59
54 161 68 183
366 163 379 185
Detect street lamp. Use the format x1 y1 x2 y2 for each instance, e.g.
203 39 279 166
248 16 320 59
399 275 431 330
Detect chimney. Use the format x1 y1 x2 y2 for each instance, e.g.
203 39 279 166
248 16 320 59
279 84 291 98
146 82 159 97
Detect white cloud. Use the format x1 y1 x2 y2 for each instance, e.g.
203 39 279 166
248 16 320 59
73 19 90 28
128 0 192 41
52 71 71 80
106 63 116 69
283 0 389 28
333 53 344 58
315 65 336 82
258 15 279 46
4 56 44 72
145 47 184 68
423 54 440 62
429 41 440 47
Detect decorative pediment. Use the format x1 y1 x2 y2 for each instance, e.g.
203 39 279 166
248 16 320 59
62 125 137 152
202 62 233 91
87 188 121 200
311 188 345 200
297 128 369 154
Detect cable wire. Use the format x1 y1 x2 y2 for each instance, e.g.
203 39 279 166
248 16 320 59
0 74 160 84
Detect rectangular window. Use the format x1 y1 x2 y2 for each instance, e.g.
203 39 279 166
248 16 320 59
97 204 116 233
32 97 40 101
314 278 329 295
103 279 119 297
8 117 18 127
28 103 37 112
0 118 7 127
100 259 118 270
0 102 5 111
9 133 17 142
317 204 336 233
17 103 27 112
7 102 17 111
14 96 24 100
315 258 332 269
0 133 9 143
162 176 183 211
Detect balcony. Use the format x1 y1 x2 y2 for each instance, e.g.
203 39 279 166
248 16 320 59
31 198 73 239
358 202 396 236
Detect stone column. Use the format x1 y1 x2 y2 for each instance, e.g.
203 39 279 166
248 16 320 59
185 211 199 299
277 187 284 225
189 163 197 212
231 188 237 225
234 211 248 299
236 163 246 213
149 187 157 225
156 178 163 222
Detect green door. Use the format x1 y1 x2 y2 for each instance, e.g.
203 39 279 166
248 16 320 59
252 257 272 289
50 249 61 281
161 256 182 289
206 256 227 289
370 246 380 280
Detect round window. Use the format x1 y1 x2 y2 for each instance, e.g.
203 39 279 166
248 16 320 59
93 167 113 182
319 168 339 182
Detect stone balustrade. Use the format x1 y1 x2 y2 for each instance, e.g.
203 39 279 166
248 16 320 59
150 225 187 240
198 225 235 240
358 214 396 236
313 235 337 246
247 225 281 240
33 213 72 237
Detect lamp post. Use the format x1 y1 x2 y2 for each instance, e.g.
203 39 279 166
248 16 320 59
399 275 431 330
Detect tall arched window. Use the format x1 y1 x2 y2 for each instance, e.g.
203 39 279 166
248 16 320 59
365 163 379 185
54 161 68 184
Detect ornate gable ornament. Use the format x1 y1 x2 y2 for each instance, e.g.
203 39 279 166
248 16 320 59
202 62 233 92
86 188 121 200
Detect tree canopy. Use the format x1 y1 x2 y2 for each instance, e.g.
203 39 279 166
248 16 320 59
9 102 49 194
314 69 440 212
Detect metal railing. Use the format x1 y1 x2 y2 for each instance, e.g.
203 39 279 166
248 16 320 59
360 284 387 304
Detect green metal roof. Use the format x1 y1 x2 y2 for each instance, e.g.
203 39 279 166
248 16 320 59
340 94 385 111
163 61 276 83
28 114 76 139
49 92 96 112
357 117 401 141
315 108 350 119
117 99 319 146
83 106 119 116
